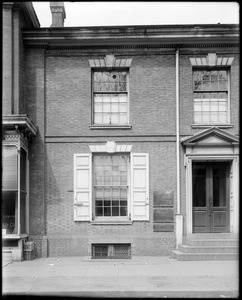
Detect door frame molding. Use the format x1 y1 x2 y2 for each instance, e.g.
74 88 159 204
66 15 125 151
185 155 239 235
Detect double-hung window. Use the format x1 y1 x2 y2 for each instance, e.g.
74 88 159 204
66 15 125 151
193 69 229 124
92 70 129 125
73 146 149 222
94 154 128 218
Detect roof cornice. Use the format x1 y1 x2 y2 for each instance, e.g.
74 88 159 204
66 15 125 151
22 24 239 48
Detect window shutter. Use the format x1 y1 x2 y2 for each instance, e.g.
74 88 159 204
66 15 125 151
131 153 149 221
74 154 92 221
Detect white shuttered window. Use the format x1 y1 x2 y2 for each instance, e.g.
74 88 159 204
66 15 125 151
74 153 149 221
131 153 149 220
74 154 92 221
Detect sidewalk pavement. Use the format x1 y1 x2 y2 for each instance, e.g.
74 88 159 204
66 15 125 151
2 256 239 298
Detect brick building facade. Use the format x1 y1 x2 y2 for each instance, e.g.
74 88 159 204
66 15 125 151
2 2 239 261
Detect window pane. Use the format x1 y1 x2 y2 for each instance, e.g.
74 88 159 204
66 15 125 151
120 103 127 112
103 113 110 124
202 81 210 90
219 70 227 80
112 207 119 216
120 114 127 124
193 69 228 124
111 114 119 124
194 81 202 91
218 113 227 123
219 80 227 90
96 207 103 216
103 103 110 112
94 95 103 103
213 165 227 207
211 101 218 111
93 155 128 217
119 82 127 91
2 146 18 190
93 71 128 125
94 113 102 124
192 163 206 207
111 94 119 103
2 191 18 234
103 95 110 103
20 191 27 234
202 101 210 112
111 103 119 112
20 148 27 192
194 112 202 123
210 113 218 123
104 207 111 216
94 103 102 112
202 113 209 123
218 102 227 112
120 207 127 216
119 94 127 103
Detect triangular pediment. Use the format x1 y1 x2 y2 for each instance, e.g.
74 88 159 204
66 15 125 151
182 127 239 146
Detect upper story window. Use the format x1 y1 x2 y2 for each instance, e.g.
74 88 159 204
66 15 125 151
89 55 132 128
193 69 229 124
93 70 128 125
189 53 234 126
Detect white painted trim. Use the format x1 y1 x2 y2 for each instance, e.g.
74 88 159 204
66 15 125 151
131 153 149 221
185 155 239 235
189 53 234 66
73 153 92 221
89 142 132 153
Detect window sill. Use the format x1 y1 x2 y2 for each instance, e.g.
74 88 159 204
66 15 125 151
89 125 132 130
91 220 133 225
191 124 234 129
2 234 29 239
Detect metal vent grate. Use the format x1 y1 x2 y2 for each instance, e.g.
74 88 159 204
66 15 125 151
92 244 131 259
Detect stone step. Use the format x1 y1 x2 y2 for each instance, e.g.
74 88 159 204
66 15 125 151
186 233 238 239
2 250 13 265
184 239 238 246
178 244 238 253
171 250 238 261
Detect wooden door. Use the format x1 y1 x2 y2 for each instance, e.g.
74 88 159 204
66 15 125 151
192 162 230 233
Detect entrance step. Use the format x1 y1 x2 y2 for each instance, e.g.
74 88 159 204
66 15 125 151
170 234 238 261
2 250 13 265
184 238 238 246
178 244 238 253
171 250 238 261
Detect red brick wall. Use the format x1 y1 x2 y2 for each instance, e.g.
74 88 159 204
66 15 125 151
25 46 239 257
44 142 176 256
26 49 46 237
45 53 176 136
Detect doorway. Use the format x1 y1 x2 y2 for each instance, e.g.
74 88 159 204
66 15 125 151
192 161 230 233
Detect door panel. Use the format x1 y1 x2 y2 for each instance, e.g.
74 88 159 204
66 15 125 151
192 162 230 233
211 163 230 232
192 164 209 232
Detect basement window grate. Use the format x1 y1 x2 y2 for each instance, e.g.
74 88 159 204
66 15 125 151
92 243 131 259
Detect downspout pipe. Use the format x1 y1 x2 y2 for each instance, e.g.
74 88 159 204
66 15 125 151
175 47 183 248
176 47 180 215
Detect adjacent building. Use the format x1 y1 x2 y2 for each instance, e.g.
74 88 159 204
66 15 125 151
2 2 239 261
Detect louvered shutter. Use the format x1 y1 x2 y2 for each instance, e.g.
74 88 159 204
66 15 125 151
74 154 92 221
131 153 149 220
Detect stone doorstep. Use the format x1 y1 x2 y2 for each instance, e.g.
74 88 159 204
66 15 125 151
170 250 238 261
